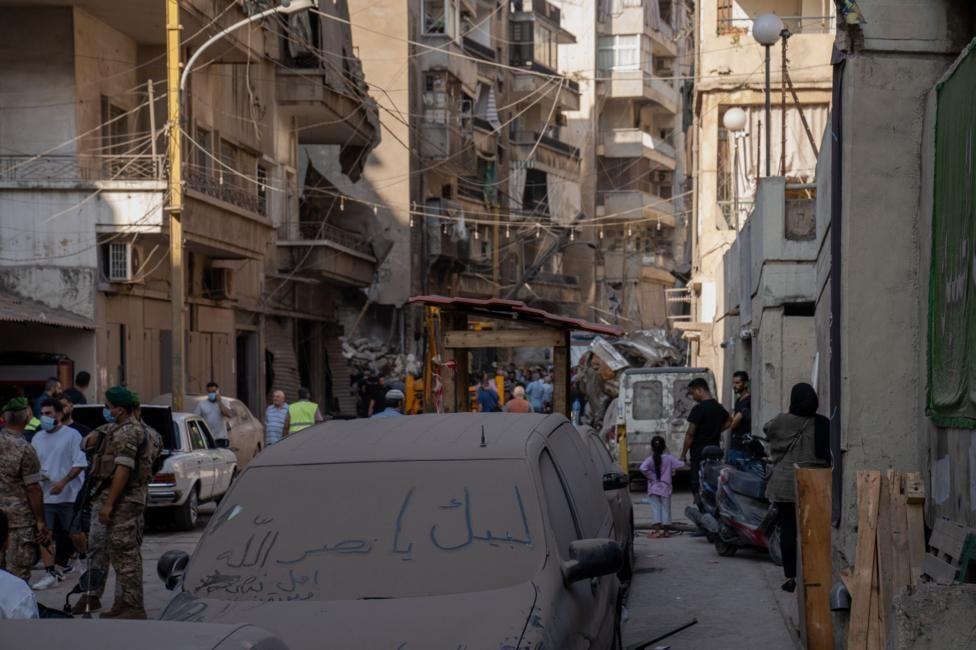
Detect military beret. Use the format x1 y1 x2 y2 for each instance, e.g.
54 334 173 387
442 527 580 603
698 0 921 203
105 385 139 407
1 396 29 412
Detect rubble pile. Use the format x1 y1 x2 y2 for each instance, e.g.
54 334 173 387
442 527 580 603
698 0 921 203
577 329 685 433
340 336 421 377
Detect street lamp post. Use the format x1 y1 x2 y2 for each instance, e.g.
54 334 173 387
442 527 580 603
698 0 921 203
165 0 315 412
752 13 784 178
723 107 748 226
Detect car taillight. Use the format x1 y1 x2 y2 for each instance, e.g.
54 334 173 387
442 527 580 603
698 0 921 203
153 473 176 484
719 468 731 485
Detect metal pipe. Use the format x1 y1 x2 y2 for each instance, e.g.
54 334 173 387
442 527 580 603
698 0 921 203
764 44 772 177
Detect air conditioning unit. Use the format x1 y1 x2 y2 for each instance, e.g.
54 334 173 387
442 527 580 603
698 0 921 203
105 242 139 283
204 265 235 301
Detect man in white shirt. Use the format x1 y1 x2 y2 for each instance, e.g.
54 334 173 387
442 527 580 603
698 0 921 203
194 382 232 448
0 511 38 619
30 398 87 590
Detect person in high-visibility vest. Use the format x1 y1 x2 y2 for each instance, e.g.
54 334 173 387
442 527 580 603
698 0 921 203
288 387 324 434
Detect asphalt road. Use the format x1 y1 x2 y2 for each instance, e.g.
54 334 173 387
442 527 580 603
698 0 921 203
34 491 798 649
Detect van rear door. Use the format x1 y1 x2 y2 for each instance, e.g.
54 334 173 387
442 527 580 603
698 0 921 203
621 372 668 471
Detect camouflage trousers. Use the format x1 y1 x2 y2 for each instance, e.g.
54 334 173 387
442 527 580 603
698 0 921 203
88 497 145 611
0 525 37 582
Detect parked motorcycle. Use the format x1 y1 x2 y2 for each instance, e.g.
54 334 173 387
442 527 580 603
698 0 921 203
683 446 724 542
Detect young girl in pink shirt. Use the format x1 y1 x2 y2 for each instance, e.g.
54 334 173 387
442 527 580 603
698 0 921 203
639 436 686 538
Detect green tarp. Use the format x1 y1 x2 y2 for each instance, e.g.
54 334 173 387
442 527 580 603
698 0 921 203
929 41 976 428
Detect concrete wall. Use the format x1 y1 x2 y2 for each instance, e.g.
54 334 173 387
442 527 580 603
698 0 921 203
0 8 77 155
819 0 976 564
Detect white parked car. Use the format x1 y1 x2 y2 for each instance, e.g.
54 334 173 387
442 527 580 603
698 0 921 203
74 405 238 530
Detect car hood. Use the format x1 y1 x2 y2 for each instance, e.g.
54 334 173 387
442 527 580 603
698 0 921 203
162 581 538 649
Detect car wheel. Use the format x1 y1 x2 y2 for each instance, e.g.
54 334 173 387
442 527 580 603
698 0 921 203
619 541 634 583
173 485 199 531
714 539 738 557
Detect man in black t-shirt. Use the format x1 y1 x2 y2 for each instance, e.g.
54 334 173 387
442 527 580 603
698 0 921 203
680 377 731 497
727 370 752 464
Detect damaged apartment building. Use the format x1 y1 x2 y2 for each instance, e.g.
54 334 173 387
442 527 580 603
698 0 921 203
0 0 381 416
347 0 693 347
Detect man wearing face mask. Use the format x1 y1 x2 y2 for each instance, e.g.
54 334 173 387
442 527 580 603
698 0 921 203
29 398 87 590
194 381 232 448
75 386 160 618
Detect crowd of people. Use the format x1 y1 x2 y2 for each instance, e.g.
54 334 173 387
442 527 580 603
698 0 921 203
0 376 162 620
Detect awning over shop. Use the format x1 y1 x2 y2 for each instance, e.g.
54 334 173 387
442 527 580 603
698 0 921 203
0 292 94 330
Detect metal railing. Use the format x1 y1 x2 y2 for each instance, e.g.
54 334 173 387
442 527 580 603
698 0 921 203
0 154 164 183
511 131 580 158
716 15 834 35
462 36 496 61
187 169 266 216
277 221 373 255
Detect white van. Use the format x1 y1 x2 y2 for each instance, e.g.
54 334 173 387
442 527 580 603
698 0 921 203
617 367 718 474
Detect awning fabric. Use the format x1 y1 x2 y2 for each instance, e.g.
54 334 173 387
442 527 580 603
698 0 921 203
0 292 94 330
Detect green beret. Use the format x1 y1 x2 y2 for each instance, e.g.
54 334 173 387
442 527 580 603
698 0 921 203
105 386 138 407
2 397 29 412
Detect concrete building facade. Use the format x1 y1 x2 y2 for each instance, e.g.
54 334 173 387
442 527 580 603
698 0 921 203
686 0 833 403
0 1 380 416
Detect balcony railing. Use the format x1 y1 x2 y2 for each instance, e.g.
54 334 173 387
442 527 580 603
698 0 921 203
511 131 580 158
462 36 496 61
277 221 373 255
717 15 834 36
0 154 164 183
187 170 266 217
511 0 561 22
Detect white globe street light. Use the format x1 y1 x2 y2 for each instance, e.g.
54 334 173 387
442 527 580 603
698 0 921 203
752 13 785 46
723 107 748 132
752 13 785 177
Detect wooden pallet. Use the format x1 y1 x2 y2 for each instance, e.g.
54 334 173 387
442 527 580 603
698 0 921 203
922 518 976 585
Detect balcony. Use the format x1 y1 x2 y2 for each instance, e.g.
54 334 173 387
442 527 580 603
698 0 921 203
276 68 379 153
418 36 478 94
598 72 679 113
508 70 581 111
186 170 266 217
420 123 477 172
462 36 497 62
596 190 676 227
599 129 676 169
526 272 582 304
276 221 377 288
0 153 166 236
0 154 164 186
511 130 581 175
597 1 677 57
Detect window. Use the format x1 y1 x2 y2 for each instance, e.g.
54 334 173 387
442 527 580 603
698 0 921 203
198 422 217 449
187 421 207 450
598 35 641 71
423 0 455 37
196 127 212 176
533 24 557 70
548 425 607 538
100 97 129 157
539 450 579 557
671 378 699 419
632 379 664 420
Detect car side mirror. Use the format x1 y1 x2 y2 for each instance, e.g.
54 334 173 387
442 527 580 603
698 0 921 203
603 472 629 491
158 550 190 591
561 539 623 584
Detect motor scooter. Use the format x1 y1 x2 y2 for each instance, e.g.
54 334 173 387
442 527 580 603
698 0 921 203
711 449 782 566
683 446 724 542
37 567 106 619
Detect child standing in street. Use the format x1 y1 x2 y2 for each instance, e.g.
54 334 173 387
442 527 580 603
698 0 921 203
639 436 686 537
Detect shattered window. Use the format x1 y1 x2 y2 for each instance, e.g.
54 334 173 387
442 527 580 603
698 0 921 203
632 380 663 420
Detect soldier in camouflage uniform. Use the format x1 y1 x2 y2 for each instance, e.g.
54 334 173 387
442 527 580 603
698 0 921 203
0 397 51 582
76 386 159 619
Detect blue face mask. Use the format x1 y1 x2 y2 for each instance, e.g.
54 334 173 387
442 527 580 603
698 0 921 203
40 415 57 432
103 408 117 424
207 392 218 402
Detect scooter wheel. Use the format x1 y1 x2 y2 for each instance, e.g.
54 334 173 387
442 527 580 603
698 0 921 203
714 539 739 557
767 527 783 567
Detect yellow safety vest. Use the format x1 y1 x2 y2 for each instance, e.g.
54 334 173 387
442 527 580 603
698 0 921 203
289 400 319 433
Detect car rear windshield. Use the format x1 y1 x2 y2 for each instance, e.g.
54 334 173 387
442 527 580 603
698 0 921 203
185 460 544 601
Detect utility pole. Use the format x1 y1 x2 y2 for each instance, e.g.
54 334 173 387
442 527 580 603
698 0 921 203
166 0 186 412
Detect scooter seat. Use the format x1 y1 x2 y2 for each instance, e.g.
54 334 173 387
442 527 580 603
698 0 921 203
703 464 722 487
725 468 767 499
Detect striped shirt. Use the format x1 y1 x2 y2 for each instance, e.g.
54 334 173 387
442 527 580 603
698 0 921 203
264 404 289 445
